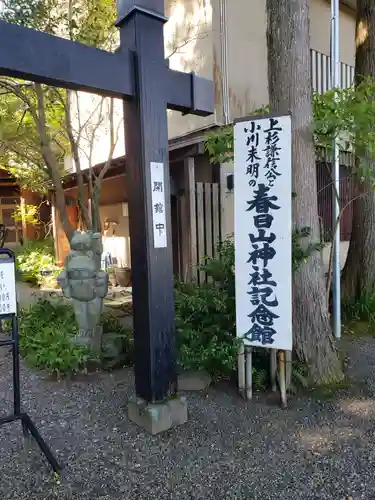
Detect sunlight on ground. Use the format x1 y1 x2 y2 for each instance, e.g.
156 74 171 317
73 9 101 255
340 399 375 418
298 424 362 455
298 430 334 454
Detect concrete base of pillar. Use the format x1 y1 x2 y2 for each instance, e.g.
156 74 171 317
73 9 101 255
128 395 188 435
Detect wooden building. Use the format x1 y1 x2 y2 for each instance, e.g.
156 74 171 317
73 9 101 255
0 169 49 247
53 138 222 281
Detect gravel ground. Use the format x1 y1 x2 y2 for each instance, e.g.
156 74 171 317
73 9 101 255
1 336 375 500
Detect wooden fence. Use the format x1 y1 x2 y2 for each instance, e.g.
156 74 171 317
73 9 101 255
310 50 356 242
194 182 221 283
316 150 355 242
191 162 355 282
310 49 354 94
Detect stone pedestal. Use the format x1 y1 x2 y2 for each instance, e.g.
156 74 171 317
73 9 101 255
128 395 187 435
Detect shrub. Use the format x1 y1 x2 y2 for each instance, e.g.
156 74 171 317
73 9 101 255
15 239 60 286
175 239 271 381
174 240 237 377
175 233 318 384
19 300 134 377
175 280 240 377
342 293 375 325
19 300 92 377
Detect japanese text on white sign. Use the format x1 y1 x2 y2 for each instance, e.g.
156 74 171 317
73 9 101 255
0 260 17 315
150 162 167 249
234 114 292 350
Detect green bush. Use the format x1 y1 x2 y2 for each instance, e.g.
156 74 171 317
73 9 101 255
15 239 60 286
342 293 375 325
18 234 316 384
175 233 318 384
19 300 92 377
175 240 237 377
19 300 133 377
175 280 239 377
175 239 272 381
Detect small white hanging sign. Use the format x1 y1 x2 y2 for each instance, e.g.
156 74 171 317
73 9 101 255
150 162 167 249
0 259 17 315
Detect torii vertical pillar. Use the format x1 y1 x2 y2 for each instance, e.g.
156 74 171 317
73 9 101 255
0 0 213 435
117 1 185 433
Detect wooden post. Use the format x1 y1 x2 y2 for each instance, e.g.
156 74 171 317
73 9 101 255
237 342 245 398
183 157 197 281
19 195 27 242
212 183 220 256
270 349 277 392
119 5 177 403
20 188 40 241
285 350 292 390
279 350 287 409
245 346 253 400
204 183 213 259
196 183 205 283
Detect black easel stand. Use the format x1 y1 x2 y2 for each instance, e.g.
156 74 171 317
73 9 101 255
0 253 60 473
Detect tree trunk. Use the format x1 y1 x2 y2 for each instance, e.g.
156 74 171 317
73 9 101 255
266 0 342 382
341 1 375 302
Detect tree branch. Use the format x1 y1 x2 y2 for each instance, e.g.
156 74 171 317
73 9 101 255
166 31 208 59
166 21 208 59
34 83 74 240
86 98 106 230
325 191 368 302
87 97 105 174
91 100 123 232
65 89 91 230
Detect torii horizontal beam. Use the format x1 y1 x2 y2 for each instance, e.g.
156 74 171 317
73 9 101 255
0 20 213 116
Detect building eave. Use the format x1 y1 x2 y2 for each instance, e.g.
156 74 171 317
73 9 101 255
62 157 126 190
62 124 218 188
339 0 356 12
341 0 356 10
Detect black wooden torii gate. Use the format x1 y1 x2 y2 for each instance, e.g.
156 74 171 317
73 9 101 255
0 0 213 430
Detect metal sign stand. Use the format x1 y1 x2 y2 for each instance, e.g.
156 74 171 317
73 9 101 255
0 249 60 473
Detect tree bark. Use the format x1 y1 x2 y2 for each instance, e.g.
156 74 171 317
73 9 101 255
34 84 74 241
65 89 91 230
266 0 342 382
341 1 375 302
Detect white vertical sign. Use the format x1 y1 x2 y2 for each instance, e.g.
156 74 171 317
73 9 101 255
234 114 292 351
0 260 17 315
150 162 167 249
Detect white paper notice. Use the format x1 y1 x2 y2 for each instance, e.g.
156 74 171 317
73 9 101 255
0 261 17 315
150 162 167 249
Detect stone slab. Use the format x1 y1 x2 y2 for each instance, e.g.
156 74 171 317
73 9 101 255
0 345 10 358
128 396 187 435
178 370 212 391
